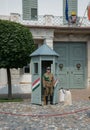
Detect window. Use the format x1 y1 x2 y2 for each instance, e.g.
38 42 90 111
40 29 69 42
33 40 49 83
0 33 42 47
34 63 38 74
31 8 37 20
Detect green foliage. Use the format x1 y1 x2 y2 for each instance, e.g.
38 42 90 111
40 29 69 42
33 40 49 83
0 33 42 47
0 20 35 68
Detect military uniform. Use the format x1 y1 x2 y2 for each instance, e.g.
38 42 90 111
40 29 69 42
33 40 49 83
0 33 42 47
43 71 54 105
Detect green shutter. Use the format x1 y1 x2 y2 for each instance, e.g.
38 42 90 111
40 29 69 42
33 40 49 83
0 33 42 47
22 0 38 20
63 0 77 24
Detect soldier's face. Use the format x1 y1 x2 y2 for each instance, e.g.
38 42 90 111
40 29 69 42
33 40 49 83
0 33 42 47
47 69 50 73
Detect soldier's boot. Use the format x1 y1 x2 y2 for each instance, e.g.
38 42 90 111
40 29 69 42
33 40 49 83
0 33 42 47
50 96 53 105
46 96 48 105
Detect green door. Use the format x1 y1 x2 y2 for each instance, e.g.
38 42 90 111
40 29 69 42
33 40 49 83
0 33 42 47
54 42 86 89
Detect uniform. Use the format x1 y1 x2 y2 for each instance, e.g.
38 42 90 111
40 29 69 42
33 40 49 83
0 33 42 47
43 68 54 105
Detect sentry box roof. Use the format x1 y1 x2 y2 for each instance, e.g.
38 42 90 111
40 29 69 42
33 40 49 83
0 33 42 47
30 44 59 57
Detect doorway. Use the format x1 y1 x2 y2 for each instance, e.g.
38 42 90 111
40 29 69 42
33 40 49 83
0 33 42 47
54 42 87 89
41 60 53 97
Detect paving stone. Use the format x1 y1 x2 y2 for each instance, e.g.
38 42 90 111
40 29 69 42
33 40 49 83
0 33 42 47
0 100 90 129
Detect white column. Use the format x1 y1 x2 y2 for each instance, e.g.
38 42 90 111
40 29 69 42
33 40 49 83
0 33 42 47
44 15 54 26
44 38 53 49
87 41 90 88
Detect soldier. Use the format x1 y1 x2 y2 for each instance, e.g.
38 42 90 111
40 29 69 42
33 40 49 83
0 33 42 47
43 67 54 105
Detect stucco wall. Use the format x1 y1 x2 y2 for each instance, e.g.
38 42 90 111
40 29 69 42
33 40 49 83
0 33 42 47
0 69 32 94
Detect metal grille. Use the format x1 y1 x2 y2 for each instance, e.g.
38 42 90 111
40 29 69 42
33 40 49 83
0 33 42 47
21 15 90 27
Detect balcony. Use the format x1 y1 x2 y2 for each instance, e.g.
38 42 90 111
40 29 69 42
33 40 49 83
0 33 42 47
0 14 90 27
21 15 90 27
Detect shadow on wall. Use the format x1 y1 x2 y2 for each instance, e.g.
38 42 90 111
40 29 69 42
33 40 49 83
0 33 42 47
0 84 32 94
0 74 32 94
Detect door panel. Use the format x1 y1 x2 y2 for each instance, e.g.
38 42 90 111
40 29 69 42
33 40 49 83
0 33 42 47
55 43 69 88
54 42 86 89
69 43 86 88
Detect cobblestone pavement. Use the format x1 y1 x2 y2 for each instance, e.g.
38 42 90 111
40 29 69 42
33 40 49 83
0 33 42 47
0 99 90 130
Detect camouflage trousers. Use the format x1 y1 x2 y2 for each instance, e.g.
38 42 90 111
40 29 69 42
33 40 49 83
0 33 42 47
44 87 54 96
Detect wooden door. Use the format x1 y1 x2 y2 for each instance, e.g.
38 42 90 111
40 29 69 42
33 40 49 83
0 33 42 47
54 42 86 89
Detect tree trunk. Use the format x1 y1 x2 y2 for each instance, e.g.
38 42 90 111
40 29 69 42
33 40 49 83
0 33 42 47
7 68 12 99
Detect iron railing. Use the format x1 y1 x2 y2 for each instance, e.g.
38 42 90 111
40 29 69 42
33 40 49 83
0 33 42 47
21 15 90 27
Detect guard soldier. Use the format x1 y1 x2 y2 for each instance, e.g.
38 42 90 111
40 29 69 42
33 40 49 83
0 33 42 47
43 67 54 105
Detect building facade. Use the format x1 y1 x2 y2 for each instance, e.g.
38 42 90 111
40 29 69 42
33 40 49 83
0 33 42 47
0 0 90 96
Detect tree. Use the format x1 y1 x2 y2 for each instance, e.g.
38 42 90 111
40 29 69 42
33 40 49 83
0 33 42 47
0 20 35 99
